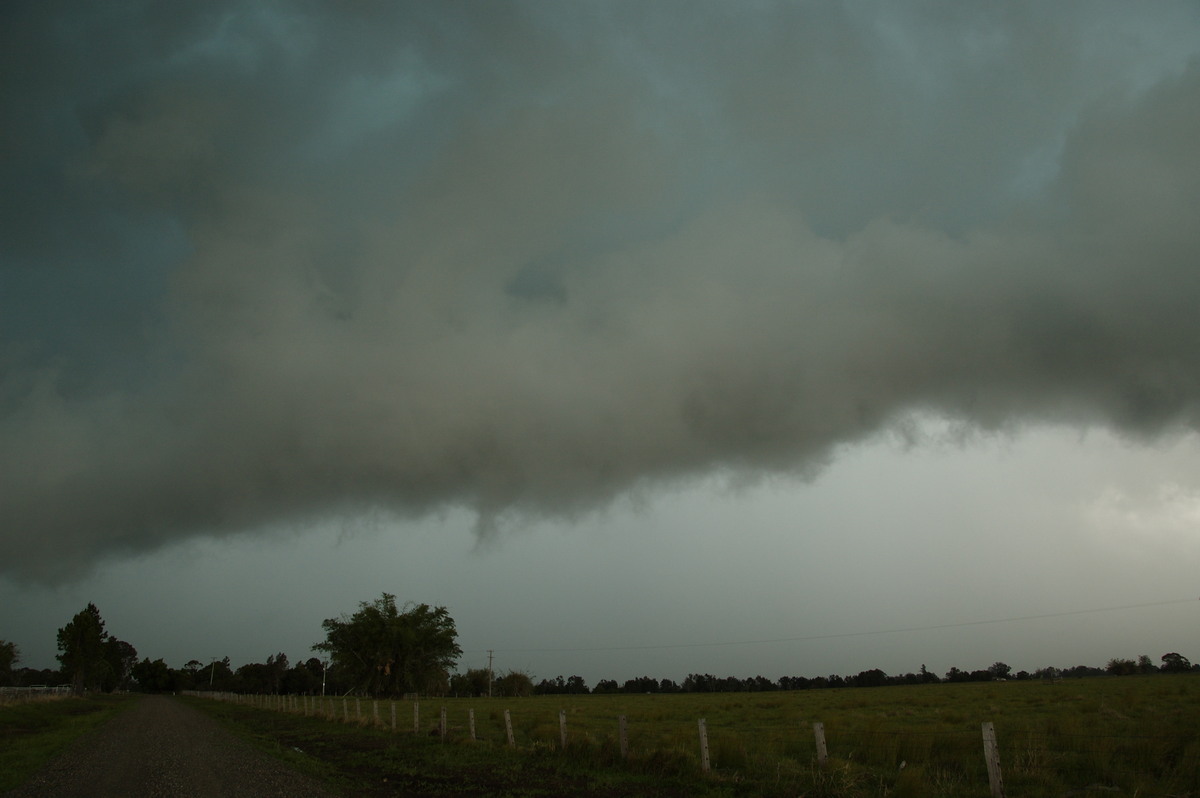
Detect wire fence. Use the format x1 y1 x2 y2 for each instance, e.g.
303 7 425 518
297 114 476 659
188 689 1200 797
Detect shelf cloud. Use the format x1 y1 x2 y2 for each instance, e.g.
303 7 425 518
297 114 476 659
3 1 1199 581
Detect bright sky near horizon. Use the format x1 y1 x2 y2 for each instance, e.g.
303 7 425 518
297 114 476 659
3 1 1199 684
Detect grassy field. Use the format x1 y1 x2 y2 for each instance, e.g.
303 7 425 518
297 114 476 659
199 675 1199 797
0 693 135 791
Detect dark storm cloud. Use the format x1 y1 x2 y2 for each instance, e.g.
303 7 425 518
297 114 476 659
3 1 1199 580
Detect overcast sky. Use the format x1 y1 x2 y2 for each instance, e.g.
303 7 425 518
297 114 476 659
3 1 1199 685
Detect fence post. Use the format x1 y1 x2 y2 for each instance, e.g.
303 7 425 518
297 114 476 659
373 700 380 727
391 701 396 732
469 708 476 740
698 718 711 772
355 697 362 722
619 715 628 759
559 710 568 749
505 709 515 748
440 707 447 741
982 722 1006 798
813 721 828 768
342 697 348 722
413 701 420 734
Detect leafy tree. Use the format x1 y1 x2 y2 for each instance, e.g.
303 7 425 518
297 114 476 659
1106 658 1137 676
493 669 533 697
450 668 492 697
132 658 180 693
313 594 461 697
1137 654 1157 674
988 662 1012 680
102 638 138 691
57 603 111 693
0 640 18 685
282 658 324 695
1160 652 1192 673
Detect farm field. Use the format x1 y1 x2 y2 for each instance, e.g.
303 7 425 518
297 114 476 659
196 675 1200 797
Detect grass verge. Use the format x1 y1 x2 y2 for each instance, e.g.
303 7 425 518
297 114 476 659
0 693 136 791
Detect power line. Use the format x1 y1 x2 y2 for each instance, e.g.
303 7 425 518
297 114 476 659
467 597 1197 655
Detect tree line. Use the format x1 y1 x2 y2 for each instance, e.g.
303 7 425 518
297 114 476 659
2 595 1194 697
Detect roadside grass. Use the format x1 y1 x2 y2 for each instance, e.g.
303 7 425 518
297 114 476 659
184 676 1199 798
0 693 136 791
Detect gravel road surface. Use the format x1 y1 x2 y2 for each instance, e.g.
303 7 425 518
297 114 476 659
5 695 338 798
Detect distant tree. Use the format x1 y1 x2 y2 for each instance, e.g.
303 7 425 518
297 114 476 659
0 640 18 686
314 594 461 697
851 669 888 688
493 670 533 697
593 679 618 694
57 603 111 693
988 662 1012 680
1106 658 1137 676
265 652 288 694
203 657 235 691
565 675 589 694
282 658 324 695
746 675 777 691
132 658 180 693
919 664 940 684
1160 652 1192 673
944 667 966 683
658 678 680 693
450 668 492 697
622 676 660 693
1137 655 1157 674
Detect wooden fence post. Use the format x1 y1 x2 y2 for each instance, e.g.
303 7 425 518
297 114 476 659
342 698 348 721
373 700 379 727
813 721 828 768
505 709 515 748
355 697 362 722
698 719 711 772
619 715 628 759
559 710 568 749
440 707 447 741
469 708 476 740
413 701 420 734
982 722 1006 798
390 701 396 732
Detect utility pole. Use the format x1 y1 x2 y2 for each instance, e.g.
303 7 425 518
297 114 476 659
487 650 494 698
209 658 217 688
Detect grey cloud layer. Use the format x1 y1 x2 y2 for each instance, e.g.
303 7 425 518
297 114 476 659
3 1 1199 580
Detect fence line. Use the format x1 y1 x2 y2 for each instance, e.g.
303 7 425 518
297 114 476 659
182 691 1194 795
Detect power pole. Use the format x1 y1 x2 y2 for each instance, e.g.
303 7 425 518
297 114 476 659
487 650 494 698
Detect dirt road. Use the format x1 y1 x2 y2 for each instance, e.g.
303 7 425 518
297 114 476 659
5 695 338 798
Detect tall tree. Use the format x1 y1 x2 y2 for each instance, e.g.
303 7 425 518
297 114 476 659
101 638 138 692
314 594 461 697
0 639 18 686
57 603 109 693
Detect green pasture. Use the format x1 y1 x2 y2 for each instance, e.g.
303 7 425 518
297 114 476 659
275 675 1199 797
